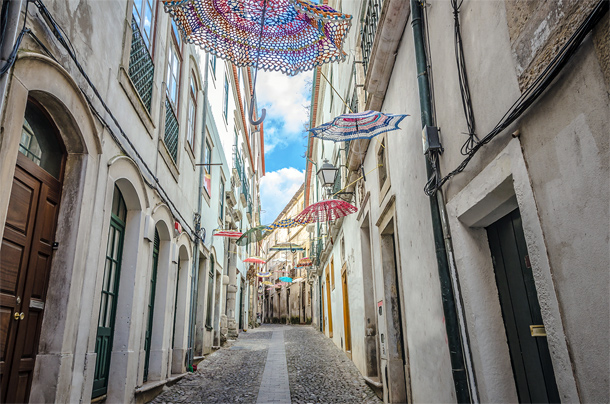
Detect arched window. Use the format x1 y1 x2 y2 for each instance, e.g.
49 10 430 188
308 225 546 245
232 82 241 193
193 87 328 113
186 73 198 151
19 101 64 179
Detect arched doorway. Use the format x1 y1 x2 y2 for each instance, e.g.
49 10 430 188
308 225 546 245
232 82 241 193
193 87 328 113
1 100 66 403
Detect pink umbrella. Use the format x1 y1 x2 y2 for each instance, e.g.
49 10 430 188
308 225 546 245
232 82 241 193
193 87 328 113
244 256 266 264
294 199 357 224
213 230 243 238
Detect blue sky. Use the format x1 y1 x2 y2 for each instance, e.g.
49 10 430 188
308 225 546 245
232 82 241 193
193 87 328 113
257 70 313 224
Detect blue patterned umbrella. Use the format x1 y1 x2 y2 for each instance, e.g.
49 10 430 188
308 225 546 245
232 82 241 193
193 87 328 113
309 110 409 142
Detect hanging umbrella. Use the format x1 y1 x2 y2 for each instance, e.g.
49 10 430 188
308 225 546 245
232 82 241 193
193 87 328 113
236 225 270 246
309 110 409 142
262 280 274 286
244 256 266 264
257 271 271 277
266 218 301 230
269 242 305 251
296 257 312 267
164 0 352 124
294 199 357 224
292 277 305 283
279 276 293 283
213 229 243 238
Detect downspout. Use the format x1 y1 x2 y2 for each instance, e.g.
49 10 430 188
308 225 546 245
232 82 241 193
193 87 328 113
0 0 26 113
188 51 210 370
409 1 473 402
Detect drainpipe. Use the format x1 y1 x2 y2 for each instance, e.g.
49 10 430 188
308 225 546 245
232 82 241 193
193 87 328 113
0 0 26 113
187 51 210 370
410 1 474 402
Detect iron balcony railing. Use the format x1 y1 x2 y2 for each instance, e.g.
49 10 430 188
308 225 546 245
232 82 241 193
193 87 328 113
332 165 342 195
360 0 384 75
242 176 250 200
164 97 179 162
129 16 154 112
233 145 244 183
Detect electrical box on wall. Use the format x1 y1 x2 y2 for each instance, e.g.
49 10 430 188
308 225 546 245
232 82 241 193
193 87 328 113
422 125 442 155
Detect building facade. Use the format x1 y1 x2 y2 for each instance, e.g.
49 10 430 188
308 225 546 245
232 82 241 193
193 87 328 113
0 0 263 403
306 0 609 403
260 184 313 325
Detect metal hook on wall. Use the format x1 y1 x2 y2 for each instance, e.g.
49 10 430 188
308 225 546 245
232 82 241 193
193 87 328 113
250 96 266 125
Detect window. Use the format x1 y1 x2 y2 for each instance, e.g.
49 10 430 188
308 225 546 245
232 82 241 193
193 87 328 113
186 74 197 150
203 141 212 195
171 18 181 49
166 43 180 110
205 258 214 328
20 102 64 179
132 0 155 52
219 178 225 221
223 75 229 122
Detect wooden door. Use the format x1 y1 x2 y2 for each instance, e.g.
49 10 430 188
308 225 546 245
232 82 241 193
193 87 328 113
1 153 62 403
325 267 333 337
487 209 560 403
341 265 352 356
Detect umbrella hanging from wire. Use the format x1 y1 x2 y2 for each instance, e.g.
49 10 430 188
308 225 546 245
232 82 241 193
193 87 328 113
309 110 409 142
244 256 266 264
213 229 243 238
257 271 271 277
266 217 301 230
279 276 293 283
236 225 271 246
164 0 352 124
294 199 357 224
269 242 305 251
296 257 312 267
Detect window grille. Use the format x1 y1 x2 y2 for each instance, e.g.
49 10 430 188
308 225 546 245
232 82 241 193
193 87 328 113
164 97 179 162
360 0 383 75
129 16 154 112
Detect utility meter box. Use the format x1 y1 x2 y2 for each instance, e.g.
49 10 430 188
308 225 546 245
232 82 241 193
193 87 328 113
422 125 442 155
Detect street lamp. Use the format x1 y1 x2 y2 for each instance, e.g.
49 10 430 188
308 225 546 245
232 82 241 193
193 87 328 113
316 159 338 188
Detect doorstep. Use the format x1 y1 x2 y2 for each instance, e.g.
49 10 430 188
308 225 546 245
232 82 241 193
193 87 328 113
134 373 188 404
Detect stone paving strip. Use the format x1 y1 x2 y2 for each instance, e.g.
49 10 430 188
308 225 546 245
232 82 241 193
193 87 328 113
284 326 382 404
256 328 291 403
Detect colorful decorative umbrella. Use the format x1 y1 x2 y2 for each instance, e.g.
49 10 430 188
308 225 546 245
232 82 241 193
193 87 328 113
213 229 243 238
236 225 271 246
266 218 301 230
294 199 357 224
244 256 266 264
296 257 312 267
262 280 274 286
163 0 352 77
269 243 305 251
257 272 271 277
279 276 293 283
309 110 409 142
292 277 305 283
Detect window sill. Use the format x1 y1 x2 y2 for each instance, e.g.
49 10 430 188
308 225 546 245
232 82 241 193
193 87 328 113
118 66 156 137
185 143 196 171
202 187 211 206
158 139 180 182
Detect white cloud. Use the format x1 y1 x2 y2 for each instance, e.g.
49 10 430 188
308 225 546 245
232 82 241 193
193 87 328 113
256 70 311 153
260 167 305 224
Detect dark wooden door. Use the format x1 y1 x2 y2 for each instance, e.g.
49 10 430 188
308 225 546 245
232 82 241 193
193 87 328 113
143 229 160 382
487 209 560 403
1 153 62 403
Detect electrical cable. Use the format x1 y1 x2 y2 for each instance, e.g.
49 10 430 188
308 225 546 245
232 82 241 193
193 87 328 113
425 0 608 196
0 0 29 77
29 0 199 236
451 0 479 156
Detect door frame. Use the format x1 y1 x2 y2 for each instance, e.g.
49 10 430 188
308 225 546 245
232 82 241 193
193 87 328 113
446 139 578 401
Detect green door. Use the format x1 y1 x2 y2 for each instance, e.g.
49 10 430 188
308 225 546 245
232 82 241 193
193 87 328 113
92 187 126 398
487 209 560 403
143 229 160 382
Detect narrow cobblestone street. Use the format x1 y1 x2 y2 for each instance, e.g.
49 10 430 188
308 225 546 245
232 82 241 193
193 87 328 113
149 325 381 403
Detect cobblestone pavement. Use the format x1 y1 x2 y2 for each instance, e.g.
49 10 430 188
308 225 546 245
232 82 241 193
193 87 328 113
284 326 381 404
149 325 381 404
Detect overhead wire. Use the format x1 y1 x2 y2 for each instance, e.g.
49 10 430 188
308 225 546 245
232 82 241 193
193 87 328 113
426 0 608 196
0 0 29 77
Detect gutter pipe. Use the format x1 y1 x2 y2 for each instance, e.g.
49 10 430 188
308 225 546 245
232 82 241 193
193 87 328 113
410 1 474 402
187 51 210 370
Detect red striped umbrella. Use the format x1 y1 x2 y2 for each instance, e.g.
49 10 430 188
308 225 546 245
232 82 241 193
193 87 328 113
294 199 357 224
244 256 266 264
213 230 243 238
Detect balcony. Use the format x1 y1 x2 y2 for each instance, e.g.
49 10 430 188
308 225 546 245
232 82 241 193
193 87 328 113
360 0 410 111
232 146 244 187
226 189 237 208
246 198 253 223
240 176 249 205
